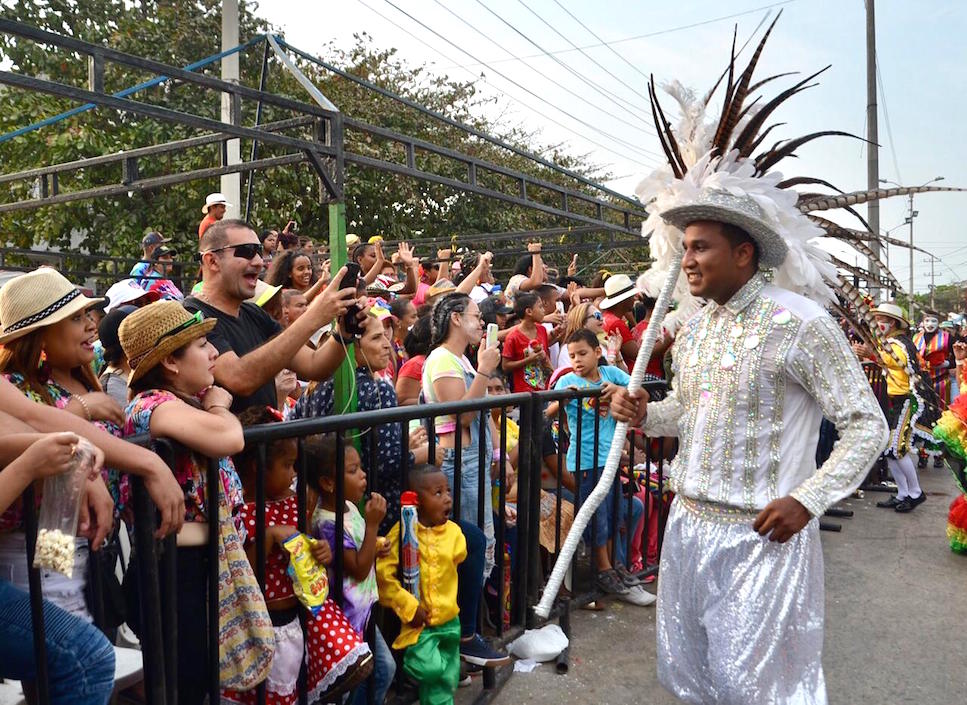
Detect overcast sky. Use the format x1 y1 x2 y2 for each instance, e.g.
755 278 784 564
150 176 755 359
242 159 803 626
258 0 967 297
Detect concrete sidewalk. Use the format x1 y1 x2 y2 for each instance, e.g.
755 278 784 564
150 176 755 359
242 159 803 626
482 467 966 704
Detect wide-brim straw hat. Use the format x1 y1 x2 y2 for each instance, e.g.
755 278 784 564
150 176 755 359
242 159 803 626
0 269 106 344
599 274 638 310
119 301 217 382
871 302 909 328
660 189 788 269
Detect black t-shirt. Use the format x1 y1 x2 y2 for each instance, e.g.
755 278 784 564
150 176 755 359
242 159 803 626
183 296 283 413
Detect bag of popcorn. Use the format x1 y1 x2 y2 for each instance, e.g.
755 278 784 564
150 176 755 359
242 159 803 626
33 437 96 576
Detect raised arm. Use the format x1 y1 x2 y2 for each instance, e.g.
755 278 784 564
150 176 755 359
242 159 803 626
212 269 356 396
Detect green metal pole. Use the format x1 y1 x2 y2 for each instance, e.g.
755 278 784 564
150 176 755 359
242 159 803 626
329 202 358 426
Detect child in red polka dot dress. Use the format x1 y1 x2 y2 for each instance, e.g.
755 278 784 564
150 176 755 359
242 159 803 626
221 407 373 705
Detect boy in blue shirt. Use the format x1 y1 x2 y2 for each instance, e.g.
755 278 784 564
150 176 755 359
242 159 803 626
554 329 653 606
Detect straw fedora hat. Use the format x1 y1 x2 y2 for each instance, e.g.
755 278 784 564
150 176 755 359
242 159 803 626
660 188 788 269
119 301 217 382
871 302 909 328
0 269 106 345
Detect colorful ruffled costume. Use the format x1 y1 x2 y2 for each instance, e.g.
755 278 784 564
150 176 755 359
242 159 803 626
932 394 967 554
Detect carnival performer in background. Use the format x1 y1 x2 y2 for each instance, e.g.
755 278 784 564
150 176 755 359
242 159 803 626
913 308 955 467
855 303 942 512
932 340 967 554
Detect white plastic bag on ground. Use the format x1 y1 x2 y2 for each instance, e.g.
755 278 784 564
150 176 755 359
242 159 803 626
507 623 569 662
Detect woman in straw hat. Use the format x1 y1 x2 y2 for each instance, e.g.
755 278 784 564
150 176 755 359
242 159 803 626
854 303 941 513
119 301 271 705
0 268 127 621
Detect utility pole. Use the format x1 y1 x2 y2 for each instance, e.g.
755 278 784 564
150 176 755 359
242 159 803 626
220 0 241 218
865 0 881 297
924 254 937 309
908 192 915 320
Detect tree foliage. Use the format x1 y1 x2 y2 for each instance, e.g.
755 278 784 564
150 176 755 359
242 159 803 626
0 0 644 274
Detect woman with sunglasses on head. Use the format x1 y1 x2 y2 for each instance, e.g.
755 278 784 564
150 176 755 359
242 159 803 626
120 301 270 705
0 269 124 621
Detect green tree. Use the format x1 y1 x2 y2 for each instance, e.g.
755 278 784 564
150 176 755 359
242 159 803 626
0 0 645 276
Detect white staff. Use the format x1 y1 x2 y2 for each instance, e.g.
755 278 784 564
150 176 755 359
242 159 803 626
534 251 682 618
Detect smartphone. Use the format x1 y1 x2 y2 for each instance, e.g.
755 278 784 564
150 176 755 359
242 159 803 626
555 301 565 315
343 262 362 291
341 262 366 337
486 323 499 349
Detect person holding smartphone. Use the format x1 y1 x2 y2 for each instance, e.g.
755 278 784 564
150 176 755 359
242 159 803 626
185 219 362 412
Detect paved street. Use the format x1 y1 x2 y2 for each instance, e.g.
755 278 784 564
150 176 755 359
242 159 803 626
475 467 966 704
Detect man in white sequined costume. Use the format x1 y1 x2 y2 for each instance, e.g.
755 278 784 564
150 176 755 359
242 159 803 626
612 191 889 704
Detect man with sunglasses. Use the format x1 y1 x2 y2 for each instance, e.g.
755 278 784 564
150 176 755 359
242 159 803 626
185 219 361 413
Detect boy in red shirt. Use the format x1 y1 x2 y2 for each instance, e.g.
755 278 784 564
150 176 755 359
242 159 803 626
501 292 552 392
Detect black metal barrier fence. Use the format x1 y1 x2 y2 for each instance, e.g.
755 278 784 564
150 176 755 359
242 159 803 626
16 382 670 705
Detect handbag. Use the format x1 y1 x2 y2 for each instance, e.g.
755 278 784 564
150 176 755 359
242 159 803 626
214 487 276 691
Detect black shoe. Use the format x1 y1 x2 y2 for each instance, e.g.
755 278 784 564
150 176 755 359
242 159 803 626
594 568 630 596
917 455 928 469
895 493 925 513
876 495 901 508
934 456 945 469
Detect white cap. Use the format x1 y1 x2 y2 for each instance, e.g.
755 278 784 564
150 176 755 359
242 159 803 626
202 192 232 214
103 279 161 313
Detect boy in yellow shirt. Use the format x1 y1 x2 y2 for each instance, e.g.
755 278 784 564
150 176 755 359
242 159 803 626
377 465 467 705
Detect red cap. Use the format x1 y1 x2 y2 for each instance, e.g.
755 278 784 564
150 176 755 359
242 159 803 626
401 491 419 506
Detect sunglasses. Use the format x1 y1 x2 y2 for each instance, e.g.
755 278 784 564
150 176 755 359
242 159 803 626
586 311 603 322
195 242 263 261
156 310 204 345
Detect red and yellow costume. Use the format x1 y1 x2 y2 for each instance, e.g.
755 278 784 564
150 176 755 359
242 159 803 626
913 329 954 405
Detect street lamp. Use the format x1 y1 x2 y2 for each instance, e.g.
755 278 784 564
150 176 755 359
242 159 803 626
879 176 944 321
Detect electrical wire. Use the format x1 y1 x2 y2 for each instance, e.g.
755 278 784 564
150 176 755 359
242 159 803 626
518 0 653 106
473 0 654 126
430 0 657 141
874 51 902 184
371 0 660 167
450 0 797 71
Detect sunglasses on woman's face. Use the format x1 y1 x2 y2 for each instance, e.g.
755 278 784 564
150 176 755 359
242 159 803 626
586 311 603 322
195 242 264 261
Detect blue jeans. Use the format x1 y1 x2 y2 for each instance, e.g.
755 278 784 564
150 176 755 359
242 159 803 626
441 445 494 579
0 578 115 705
456 520 486 638
576 470 643 568
351 625 395 705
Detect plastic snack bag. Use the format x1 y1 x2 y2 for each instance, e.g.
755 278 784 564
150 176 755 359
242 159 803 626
282 533 329 616
33 437 96 577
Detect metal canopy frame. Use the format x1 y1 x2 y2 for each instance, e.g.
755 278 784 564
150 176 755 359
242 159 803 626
0 20 648 241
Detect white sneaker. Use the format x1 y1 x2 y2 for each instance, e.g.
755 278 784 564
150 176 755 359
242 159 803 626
619 585 657 607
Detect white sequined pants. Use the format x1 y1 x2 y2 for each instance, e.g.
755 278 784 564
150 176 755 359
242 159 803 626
657 498 827 705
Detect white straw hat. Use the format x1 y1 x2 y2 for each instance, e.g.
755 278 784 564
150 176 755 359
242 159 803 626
599 274 638 310
0 269 106 344
202 192 232 214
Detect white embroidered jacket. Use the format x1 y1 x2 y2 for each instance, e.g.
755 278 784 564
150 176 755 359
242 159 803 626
644 274 889 517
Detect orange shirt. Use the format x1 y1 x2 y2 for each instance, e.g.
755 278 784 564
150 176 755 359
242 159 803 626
198 213 217 239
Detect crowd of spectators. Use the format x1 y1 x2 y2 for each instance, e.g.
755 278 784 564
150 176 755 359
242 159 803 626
0 203 697 705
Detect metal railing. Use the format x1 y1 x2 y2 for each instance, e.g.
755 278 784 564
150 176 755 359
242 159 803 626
13 383 670 704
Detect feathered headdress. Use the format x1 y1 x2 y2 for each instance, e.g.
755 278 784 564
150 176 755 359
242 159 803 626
633 14 963 332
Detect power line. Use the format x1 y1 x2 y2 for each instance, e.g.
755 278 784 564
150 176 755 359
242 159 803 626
473 0 656 127
448 0 797 71
874 52 902 183
516 0 652 107
429 0 657 140
375 0 660 166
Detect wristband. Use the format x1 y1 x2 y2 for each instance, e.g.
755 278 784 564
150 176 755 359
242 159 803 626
73 395 92 421
479 370 499 380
